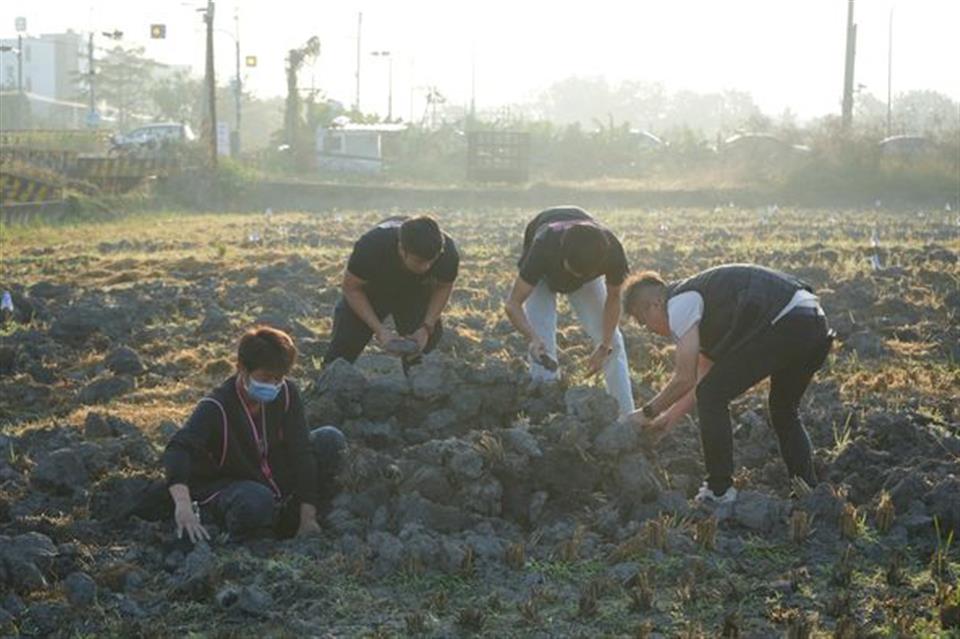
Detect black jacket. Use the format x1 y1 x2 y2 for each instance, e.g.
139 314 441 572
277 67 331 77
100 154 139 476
163 375 319 506
668 264 812 361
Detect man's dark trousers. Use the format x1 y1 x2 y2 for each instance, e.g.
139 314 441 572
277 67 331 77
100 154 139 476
323 284 442 367
695 309 832 494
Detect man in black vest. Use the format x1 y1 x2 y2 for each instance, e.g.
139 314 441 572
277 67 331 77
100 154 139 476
324 215 460 373
622 264 833 503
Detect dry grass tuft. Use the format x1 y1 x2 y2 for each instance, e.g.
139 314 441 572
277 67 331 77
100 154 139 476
875 490 895 533
790 510 813 544
694 516 718 551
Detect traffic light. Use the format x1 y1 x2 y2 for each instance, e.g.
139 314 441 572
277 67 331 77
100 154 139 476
150 24 166 39
245 55 257 68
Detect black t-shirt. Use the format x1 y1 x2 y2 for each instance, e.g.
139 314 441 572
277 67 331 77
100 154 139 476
347 217 459 292
518 206 629 293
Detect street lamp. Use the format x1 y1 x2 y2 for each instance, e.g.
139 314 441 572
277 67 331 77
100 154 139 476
370 50 392 122
886 6 894 137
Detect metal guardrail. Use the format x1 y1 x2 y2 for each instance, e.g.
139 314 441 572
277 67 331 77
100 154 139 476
0 147 79 172
72 156 178 179
0 129 112 152
0 200 67 225
0 172 63 203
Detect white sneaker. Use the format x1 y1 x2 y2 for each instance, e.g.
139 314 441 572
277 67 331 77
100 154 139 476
695 483 738 505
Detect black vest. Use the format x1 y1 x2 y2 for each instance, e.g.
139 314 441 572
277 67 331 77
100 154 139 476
667 264 812 361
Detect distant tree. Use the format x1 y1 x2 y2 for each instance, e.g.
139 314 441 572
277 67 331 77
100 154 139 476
774 108 803 143
152 70 203 126
75 45 159 129
283 36 321 150
892 90 959 138
668 89 761 136
611 80 668 130
241 95 284 151
537 76 612 125
853 92 887 131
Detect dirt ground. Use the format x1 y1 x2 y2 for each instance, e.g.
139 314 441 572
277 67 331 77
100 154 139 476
1 205 958 638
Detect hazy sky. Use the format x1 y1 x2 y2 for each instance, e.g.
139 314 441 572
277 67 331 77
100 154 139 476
3 0 958 121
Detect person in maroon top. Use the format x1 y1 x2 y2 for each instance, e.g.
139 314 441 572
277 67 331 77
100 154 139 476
163 326 346 541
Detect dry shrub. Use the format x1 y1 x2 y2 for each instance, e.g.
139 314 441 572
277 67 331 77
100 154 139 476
790 476 813 498
832 545 856 587
455 607 485 632
505 541 525 570
475 431 504 466
694 516 717 551
518 597 540 625
721 610 741 638
626 569 655 612
576 581 600 619
643 516 669 553
875 490 895 533
784 610 817 639
790 510 813 544
839 503 863 540
459 546 475 577
608 531 646 563
555 523 586 562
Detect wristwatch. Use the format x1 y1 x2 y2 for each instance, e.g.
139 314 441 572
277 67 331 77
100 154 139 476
642 403 658 419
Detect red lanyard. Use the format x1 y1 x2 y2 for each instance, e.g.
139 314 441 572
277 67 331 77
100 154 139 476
236 378 281 497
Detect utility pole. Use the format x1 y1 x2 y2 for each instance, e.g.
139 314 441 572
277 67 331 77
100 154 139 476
408 58 415 124
88 33 95 113
371 50 392 121
234 9 241 155
85 29 120 128
469 43 476 126
203 0 218 169
354 12 362 112
886 7 893 137
841 0 857 131
387 54 393 121
17 34 22 94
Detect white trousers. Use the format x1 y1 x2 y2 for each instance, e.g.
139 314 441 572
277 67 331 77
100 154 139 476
524 278 635 416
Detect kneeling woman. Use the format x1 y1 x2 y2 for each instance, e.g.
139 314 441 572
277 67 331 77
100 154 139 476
163 326 346 542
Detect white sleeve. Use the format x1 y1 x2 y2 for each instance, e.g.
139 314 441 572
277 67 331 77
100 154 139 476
667 292 704 342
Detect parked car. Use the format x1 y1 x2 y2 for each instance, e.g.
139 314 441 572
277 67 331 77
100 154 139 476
878 135 934 156
629 129 666 152
721 133 810 159
110 123 196 154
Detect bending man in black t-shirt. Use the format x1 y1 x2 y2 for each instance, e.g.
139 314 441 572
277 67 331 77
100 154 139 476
504 206 635 416
323 215 460 372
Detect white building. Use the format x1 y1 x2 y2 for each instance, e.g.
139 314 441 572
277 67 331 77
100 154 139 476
0 31 82 99
316 117 407 173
